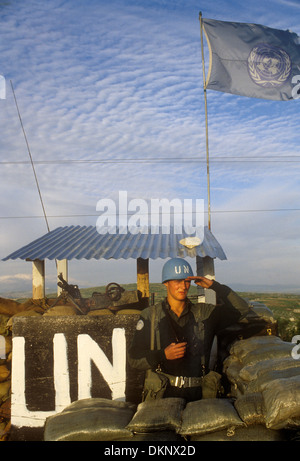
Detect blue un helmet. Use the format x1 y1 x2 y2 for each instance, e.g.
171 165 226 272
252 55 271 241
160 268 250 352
162 258 193 283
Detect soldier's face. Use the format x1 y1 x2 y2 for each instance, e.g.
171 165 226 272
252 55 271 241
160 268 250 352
164 279 191 302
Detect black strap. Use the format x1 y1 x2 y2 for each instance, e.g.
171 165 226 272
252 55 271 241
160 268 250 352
151 301 207 376
162 304 182 343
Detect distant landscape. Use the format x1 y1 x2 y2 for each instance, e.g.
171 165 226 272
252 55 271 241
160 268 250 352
3 282 299 342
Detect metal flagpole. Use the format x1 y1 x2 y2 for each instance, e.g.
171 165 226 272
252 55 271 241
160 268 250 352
199 12 211 230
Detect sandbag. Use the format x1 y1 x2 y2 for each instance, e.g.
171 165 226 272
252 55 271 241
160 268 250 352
241 343 294 367
0 365 10 383
0 397 10 419
246 365 300 393
87 309 114 316
0 315 10 336
262 375 300 430
6 309 43 331
229 335 283 360
234 393 265 425
0 381 10 404
250 304 277 324
223 357 243 385
190 424 285 441
239 357 299 382
179 398 244 437
43 305 78 316
0 336 12 365
126 398 185 433
0 420 10 441
44 398 136 441
0 297 26 316
129 431 184 441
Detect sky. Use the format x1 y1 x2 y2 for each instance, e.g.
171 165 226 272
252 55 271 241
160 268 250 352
0 0 300 296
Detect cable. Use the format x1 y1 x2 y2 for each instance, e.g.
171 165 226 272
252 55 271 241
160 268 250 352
1 208 300 220
10 80 50 233
1 156 300 165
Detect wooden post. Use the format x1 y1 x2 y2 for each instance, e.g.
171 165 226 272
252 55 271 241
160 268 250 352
196 255 216 305
57 259 68 295
137 258 149 308
32 259 45 299
196 255 217 370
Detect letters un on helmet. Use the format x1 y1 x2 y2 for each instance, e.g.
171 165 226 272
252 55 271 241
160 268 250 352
162 258 193 283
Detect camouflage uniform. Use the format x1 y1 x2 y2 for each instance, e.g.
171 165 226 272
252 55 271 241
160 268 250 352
128 281 250 401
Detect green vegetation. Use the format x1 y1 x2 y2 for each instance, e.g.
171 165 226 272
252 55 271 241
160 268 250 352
238 292 300 341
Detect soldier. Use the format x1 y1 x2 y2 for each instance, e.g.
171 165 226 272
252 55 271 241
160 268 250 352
128 257 250 402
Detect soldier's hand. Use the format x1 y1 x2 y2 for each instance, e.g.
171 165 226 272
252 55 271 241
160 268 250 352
185 276 214 288
164 342 187 360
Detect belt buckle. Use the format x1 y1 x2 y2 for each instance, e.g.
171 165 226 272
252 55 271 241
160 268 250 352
175 376 185 388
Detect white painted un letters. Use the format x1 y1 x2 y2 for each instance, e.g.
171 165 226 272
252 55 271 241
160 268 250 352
11 328 126 428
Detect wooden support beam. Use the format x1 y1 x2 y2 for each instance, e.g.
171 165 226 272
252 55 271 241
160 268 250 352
196 256 217 369
137 258 149 307
57 259 68 295
32 259 45 300
196 255 216 305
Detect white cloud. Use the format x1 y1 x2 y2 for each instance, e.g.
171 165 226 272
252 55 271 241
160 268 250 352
0 273 31 283
1 0 300 293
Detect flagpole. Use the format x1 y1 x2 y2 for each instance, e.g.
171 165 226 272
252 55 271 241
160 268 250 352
199 12 211 230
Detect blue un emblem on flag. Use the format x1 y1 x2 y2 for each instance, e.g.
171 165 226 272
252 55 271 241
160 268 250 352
248 43 292 88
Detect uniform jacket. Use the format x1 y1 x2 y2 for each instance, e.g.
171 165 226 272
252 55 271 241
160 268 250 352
128 281 250 378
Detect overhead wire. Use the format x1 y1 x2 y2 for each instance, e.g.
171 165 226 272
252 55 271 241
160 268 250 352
2 156 300 165
1 207 300 220
10 80 51 233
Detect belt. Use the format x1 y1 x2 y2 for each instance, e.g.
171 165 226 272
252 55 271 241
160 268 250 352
158 372 203 389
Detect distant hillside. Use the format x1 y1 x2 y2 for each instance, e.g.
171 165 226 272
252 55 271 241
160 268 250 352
11 283 199 303
2 280 299 301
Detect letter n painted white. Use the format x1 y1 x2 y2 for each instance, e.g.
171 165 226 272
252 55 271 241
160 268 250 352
11 334 71 428
77 328 126 401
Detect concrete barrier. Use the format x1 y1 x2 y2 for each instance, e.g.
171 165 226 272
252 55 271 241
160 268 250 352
11 314 144 441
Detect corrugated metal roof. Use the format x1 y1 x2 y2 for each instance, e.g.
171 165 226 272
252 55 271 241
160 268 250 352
2 225 226 261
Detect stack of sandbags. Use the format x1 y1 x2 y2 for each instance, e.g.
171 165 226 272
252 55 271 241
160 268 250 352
224 335 300 431
126 397 253 441
44 395 287 442
44 398 137 441
44 397 185 441
0 300 14 441
248 301 277 325
177 396 285 441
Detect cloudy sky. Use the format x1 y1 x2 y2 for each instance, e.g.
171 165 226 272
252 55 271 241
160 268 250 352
0 0 300 295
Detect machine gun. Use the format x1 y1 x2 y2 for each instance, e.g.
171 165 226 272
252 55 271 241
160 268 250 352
57 273 82 299
50 273 85 314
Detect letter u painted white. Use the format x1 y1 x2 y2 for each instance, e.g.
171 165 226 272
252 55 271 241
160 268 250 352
11 334 71 428
77 328 126 401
